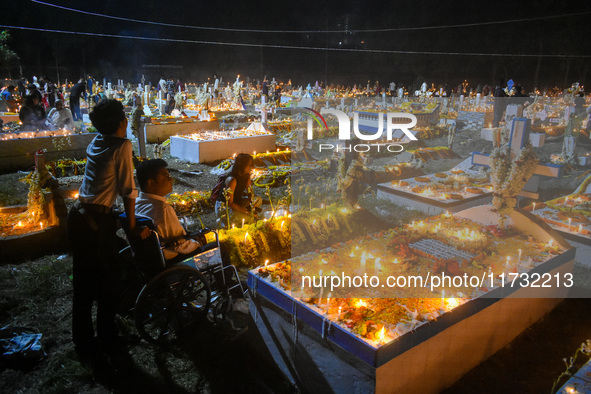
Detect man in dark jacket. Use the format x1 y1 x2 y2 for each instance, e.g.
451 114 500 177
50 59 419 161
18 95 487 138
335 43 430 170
70 79 87 121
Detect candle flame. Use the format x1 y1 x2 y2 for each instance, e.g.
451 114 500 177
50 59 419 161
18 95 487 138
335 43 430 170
446 298 460 309
353 298 367 308
375 326 386 343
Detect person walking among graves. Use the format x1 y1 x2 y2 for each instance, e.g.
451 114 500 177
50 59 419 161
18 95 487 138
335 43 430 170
67 99 149 361
69 79 87 121
493 80 508 127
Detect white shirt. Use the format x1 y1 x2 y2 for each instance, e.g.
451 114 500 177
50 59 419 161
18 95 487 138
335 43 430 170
79 135 138 208
48 107 74 129
135 192 200 260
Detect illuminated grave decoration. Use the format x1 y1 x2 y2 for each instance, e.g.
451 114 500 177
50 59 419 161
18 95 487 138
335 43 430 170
524 173 591 247
0 130 97 171
0 112 19 123
131 115 219 144
1 152 67 260
376 157 493 214
248 205 575 393
170 123 276 163
472 117 562 200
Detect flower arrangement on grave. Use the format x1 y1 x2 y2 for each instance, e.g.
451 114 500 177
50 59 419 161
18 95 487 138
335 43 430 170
219 213 292 267
337 154 366 208
490 143 538 227
1 170 49 237
46 158 87 177
167 190 212 216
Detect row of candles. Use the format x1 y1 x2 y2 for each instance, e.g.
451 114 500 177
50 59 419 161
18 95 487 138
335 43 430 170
531 198 588 234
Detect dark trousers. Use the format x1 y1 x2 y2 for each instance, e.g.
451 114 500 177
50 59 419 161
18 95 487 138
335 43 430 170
67 205 121 351
70 98 81 121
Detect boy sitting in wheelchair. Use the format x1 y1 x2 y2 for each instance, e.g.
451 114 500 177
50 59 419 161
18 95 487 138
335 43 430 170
133 159 249 315
135 159 207 261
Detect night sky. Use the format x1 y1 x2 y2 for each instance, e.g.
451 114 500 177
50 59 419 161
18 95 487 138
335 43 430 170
1 0 590 90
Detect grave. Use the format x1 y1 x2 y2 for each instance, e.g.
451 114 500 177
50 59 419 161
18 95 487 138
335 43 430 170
248 205 575 393
170 123 275 163
0 131 97 171
376 157 493 215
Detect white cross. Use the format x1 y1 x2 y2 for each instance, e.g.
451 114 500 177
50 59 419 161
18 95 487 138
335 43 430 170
472 117 563 198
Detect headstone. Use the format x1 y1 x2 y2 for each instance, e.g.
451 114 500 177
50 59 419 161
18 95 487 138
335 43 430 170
505 104 523 124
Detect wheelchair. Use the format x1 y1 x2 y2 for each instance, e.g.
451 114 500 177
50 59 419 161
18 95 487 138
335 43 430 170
117 214 248 346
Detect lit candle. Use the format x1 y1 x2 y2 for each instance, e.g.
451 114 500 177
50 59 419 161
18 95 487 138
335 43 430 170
232 224 235 229
325 293 331 315
338 306 342 316
264 259 269 268
318 270 323 304
532 202 536 212
242 218 245 228
244 232 249 244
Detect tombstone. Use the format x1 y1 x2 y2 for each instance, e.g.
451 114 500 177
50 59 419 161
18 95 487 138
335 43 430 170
158 91 164 114
505 104 523 124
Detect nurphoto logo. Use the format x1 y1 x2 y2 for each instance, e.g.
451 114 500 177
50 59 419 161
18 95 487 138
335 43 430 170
303 107 418 153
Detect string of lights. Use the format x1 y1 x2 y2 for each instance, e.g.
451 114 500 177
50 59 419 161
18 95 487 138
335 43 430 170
30 0 591 34
3 24 590 58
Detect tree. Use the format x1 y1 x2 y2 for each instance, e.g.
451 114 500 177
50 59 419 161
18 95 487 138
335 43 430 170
0 30 19 76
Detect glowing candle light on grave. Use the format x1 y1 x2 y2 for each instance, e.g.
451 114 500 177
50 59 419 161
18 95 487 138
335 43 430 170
264 259 269 268
232 224 235 229
244 232 249 243
242 218 245 228
338 306 342 316
280 221 284 230
318 270 324 305
532 202 536 212
360 252 367 271
325 293 331 315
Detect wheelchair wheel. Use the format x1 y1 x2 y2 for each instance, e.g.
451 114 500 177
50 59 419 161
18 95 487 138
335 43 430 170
134 265 211 345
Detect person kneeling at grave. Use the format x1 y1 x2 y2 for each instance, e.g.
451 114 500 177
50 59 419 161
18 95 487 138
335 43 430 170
135 159 207 261
214 153 262 227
